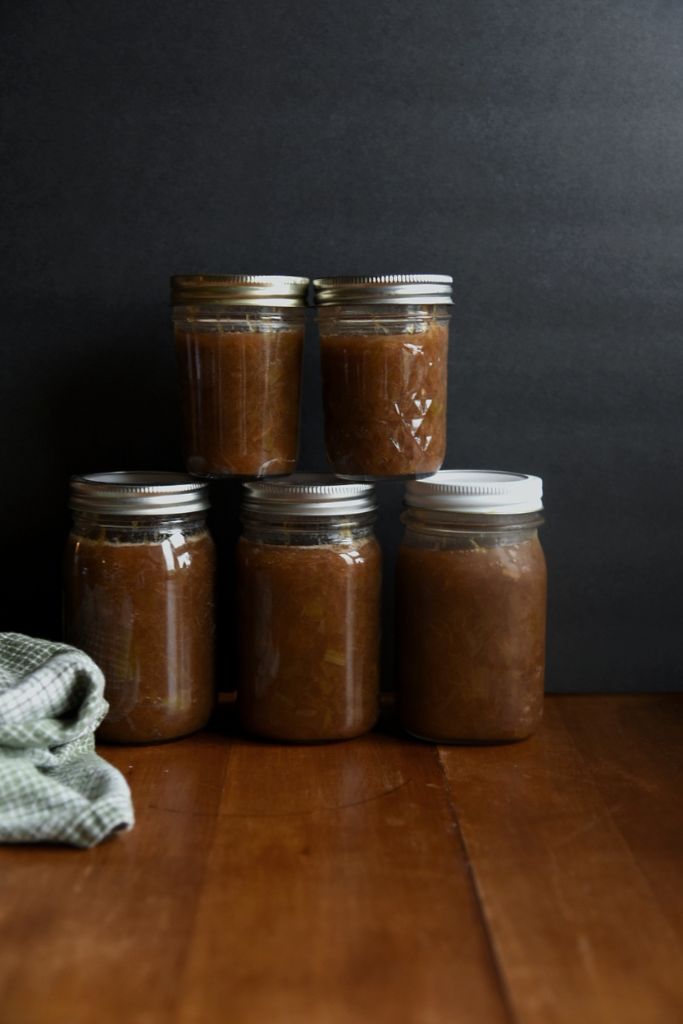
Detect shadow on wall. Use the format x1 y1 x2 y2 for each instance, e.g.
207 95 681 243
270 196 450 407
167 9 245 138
0 298 183 640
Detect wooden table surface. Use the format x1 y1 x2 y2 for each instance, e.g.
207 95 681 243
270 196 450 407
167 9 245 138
1 695 682 1024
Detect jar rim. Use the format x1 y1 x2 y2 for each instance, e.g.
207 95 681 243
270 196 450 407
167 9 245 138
242 474 377 517
313 274 453 306
69 471 210 516
404 470 543 514
170 274 309 307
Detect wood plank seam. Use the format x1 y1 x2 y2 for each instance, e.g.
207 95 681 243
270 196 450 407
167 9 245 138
437 701 683 1024
435 746 520 1024
169 737 236 1020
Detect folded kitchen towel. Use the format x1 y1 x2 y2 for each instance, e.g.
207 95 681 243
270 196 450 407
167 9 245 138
0 632 134 848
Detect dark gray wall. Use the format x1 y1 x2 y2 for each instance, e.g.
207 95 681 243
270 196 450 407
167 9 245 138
1 0 681 691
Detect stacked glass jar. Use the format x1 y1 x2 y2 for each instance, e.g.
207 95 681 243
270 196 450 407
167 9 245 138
315 274 452 479
172 274 309 478
396 471 546 743
64 472 215 743
237 476 382 742
63 272 547 746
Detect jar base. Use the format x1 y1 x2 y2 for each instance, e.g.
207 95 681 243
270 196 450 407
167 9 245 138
239 722 376 745
187 468 296 481
403 727 536 746
97 720 210 745
334 471 440 482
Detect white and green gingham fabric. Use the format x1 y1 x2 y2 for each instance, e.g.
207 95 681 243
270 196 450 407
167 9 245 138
0 632 134 848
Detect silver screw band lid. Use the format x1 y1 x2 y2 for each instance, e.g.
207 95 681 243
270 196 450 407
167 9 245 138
242 474 377 517
405 470 543 514
171 274 310 308
313 274 453 306
70 472 210 516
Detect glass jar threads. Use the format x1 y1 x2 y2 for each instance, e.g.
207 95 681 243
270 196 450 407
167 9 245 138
396 471 547 743
64 472 215 743
314 275 452 480
172 274 309 478
237 475 382 742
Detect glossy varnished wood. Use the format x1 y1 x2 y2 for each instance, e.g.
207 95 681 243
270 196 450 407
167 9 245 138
0 734 230 1023
176 732 508 1024
439 695 683 1024
0 697 681 1024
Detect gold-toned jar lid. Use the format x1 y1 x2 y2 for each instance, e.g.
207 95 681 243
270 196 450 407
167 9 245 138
171 275 310 307
70 472 210 516
313 274 453 306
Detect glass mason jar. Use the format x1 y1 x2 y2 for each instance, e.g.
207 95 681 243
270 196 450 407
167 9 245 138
314 275 453 480
396 471 547 744
64 472 215 743
237 475 382 742
172 274 309 478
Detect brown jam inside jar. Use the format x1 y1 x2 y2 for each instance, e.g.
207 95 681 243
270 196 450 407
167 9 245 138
64 473 215 744
237 476 382 742
66 526 215 743
172 276 309 479
238 536 381 742
397 535 547 744
396 471 547 745
314 277 453 480
319 318 449 478
175 322 304 478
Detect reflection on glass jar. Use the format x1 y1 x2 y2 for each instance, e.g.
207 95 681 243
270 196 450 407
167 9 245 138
314 275 452 480
172 275 309 479
64 472 215 743
396 471 547 744
237 475 382 742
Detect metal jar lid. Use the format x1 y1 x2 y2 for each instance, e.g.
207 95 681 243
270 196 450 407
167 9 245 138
313 274 453 306
404 470 543 514
242 474 377 517
70 472 210 516
170 275 310 308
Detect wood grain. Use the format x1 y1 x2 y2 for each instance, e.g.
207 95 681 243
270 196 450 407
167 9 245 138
175 732 508 1024
439 695 683 1024
1 697 681 1024
0 732 230 1024
558 695 683 942
0 718 508 1024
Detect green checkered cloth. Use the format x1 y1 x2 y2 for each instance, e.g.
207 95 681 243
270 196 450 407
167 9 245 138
0 632 134 848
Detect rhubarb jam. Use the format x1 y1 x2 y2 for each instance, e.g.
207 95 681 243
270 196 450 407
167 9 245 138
172 275 308 478
396 471 547 743
237 476 381 742
65 472 215 743
315 276 452 479
320 319 448 478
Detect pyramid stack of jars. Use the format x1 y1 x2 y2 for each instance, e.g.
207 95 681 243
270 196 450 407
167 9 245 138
64 275 547 746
